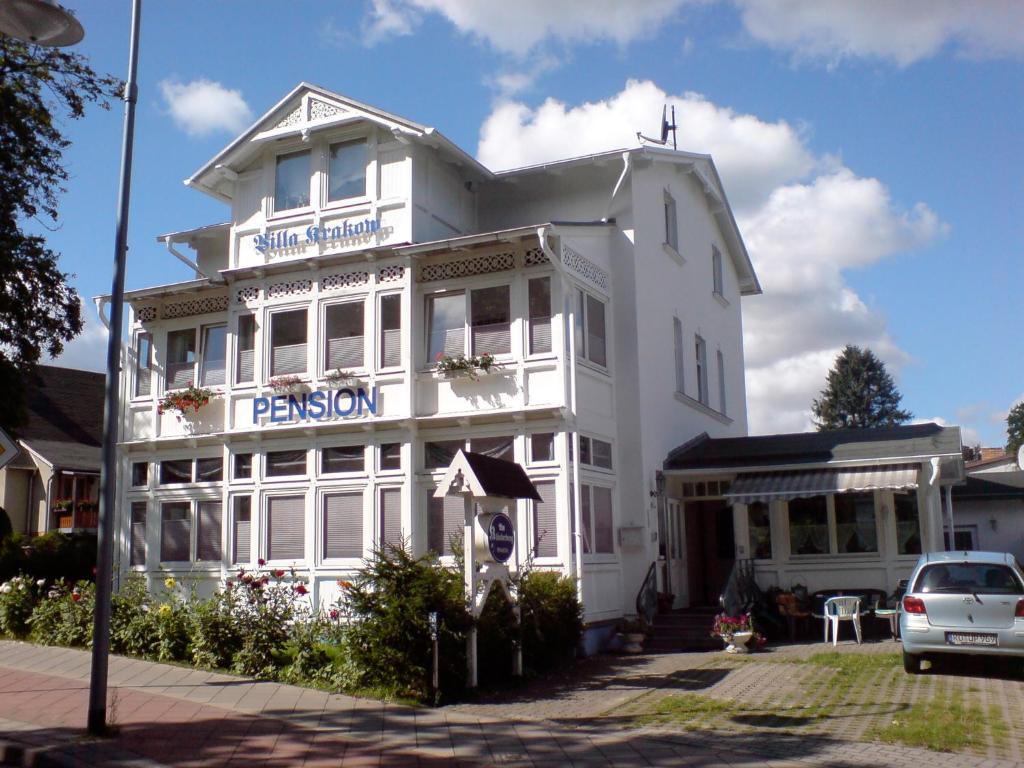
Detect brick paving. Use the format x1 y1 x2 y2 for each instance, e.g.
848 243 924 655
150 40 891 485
1 639 1023 766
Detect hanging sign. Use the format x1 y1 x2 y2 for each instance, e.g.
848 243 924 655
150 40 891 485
487 512 515 564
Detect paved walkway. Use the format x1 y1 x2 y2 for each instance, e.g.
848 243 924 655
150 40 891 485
0 640 1021 767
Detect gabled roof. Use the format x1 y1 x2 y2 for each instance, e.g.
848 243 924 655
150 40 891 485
952 475 1024 500
433 450 542 501
15 366 104 447
187 82 490 201
665 423 963 471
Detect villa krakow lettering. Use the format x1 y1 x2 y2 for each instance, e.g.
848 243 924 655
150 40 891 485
254 218 382 254
253 386 378 423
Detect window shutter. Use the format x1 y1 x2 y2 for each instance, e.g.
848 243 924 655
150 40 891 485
472 324 510 356
237 349 255 383
268 495 305 561
196 501 223 561
324 492 363 559
167 362 194 389
381 328 401 368
327 336 364 369
442 327 464 357
160 502 191 562
530 320 551 356
428 492 464 556
532 480 557 558
379 488 402 551
130 502 147 566
233 497 251 565
272 343 306 375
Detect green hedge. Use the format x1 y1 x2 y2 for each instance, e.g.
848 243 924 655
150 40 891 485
0 531 96 584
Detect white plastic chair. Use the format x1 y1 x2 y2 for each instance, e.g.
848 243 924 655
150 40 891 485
823 596 862 646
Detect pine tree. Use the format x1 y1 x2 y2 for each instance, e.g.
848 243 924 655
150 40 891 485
811 345 912 431
1006 402 1024 457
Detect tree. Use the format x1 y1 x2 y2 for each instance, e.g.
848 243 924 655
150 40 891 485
811 345 912 430
1007 402 1024 457
0 38 119 431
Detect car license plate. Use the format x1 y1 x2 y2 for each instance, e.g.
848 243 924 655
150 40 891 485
945 632 998 647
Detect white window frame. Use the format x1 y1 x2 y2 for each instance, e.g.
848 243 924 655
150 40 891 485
319 485 367 564
377 291 403 371
712 245 724 299
664 189 679 253
579 481 616 560
318 443 367 477
527 276 553 357
263 491 309 564
527 432 557 466
133 331 153 399
377 442 403 474
425 281 515 364
326 137 369 205
267 305 310 380
234 312 257 386
198 323 228 387
575 288 608 370
263 448 310 480
320 130 375 213
786 493 882 558
157 495 223 566
230 493 254 566
695 335 709 406
673 317 685 395
271 148 313 217
717 349 727 416
156 456 224 486
320 295 368 376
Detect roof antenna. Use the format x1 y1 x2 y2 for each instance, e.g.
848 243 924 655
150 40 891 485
637 105 677 151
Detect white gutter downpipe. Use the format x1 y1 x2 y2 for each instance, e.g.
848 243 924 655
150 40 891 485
603 151 632 222
538 227 585 607
164 239 224 283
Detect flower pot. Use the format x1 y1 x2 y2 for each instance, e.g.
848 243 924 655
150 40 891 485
622 632 646 654
725 631 753 654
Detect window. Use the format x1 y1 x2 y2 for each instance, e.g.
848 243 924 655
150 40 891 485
159 459 192 485
232 496 251 564
712 246 723 297
427 292 465 361
323 492 363 559
274 150 310 211
834 493 878 553
577 436 612 470
428 491 463 556
894 493 921 555
673 318 685 394
265 450 307 477
576 290 607 367
130 501 146 567
196 501 223 561
166 329 197 389
160 501 191 562
199 324 227 386
321 445 364 474
328 139 367 202
528 277 552 355
943 527 977 552
270 309 307 376
236 314 255 384
716 350 726 416
134 333 152 397
425 440 463 470
580 484 614 555
378 487 402 550
664 190 678 252
530 433 554 463
748 502 772 559
267 495 305 561
196 457 223 483
379 443 401 471
913 562 1023 595
470 436 513 462
471 286 511 356
788 496 828 555
233 452 253 480
695 335 708 405
532 480 557 558
379 294 401 368
324 301 364 371
131 462 148 488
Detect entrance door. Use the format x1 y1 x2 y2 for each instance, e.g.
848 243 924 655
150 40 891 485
685 500 736 606
666 499 687 607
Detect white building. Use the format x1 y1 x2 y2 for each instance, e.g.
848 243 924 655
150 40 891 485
111 83 759 641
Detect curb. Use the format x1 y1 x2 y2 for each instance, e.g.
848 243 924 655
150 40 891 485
0 736 166 768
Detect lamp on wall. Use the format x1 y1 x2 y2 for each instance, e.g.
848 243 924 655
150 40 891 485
990 517 998 532
650 471 666 498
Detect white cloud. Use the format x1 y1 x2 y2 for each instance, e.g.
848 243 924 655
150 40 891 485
49 316 108 373
159 78 253 138
476 80 947 434
363 0 692 54
734 0 1024 66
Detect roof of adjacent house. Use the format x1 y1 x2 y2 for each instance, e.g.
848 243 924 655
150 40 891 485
664 422 963 471
461 452 542 501
953 475 1024 500
10 366 105 472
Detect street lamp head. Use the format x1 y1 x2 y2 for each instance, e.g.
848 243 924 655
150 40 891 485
0 0 84 47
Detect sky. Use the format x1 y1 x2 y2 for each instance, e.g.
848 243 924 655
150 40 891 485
34 0 1023 447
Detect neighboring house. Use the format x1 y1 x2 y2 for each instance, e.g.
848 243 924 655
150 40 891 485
110 82 761 635
966 449 1019 475
948 452 1024 561
0 365 105 535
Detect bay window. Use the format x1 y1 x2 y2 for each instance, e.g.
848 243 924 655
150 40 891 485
379 293 401 368
328 139 367 202
528 277 552 355
834 492 878 553
576 290 606 367
166 329 196 389
788 496 828 555
529 433 555 463
787 493 881 556
471 286 510 356
236 314 255 384
427 285 512 361
427 292 465 361
270 308 307 376
324 300 364 370
199 324 227 386
274 150 310 211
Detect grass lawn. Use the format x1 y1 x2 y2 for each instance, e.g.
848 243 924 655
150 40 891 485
629 650 1012 758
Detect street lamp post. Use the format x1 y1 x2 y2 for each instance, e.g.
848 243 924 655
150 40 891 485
0 0 142 736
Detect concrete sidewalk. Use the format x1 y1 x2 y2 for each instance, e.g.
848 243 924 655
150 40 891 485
1 640 1021 767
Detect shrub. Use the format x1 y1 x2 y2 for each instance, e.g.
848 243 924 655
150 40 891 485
0 507 12 543
341 544 472 703
188 589 243 669
0 575 43 638
153 601 190 662
476 585 518 686
0 531 96 584
518 570 582 673
228 568 312 678
110 577 159 658
29 580 94 648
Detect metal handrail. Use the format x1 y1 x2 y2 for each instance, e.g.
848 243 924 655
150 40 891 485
719 558 757 616
635 561 658 624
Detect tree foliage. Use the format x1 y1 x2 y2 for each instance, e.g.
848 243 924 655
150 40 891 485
0 38 119 430
812 345 912 430
1007 402 1024 457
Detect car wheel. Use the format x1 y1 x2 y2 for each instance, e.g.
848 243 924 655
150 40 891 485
903 651 922 674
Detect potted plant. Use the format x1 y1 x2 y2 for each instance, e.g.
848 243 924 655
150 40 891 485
323 368 362 387
51 499 73 529
158 382 217 420
711 612 760 654
617 617 648 654
268 375 308 394
435 352 496 381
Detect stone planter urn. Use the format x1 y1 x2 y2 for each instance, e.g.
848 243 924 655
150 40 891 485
724 631 753 654
622 632 646 654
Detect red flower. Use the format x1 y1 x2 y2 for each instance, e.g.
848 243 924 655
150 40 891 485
337 579 352 589
329 609 340 620
295 584 308 595
71 592 81 602
272 569 285 578
258 558 267 567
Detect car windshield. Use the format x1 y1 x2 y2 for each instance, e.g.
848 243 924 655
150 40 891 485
913 562 1024 595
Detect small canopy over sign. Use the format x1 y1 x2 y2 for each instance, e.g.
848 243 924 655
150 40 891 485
433 450 542 502
725 464 919 505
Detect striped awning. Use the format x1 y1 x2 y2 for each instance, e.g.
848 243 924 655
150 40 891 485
724 464 919 505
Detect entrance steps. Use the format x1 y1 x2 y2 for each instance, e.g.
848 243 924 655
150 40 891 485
645 607 722 653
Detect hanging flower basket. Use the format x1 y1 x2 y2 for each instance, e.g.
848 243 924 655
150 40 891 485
158 382 217 420
268 375 309 394
435 352 497 381
323 368 363 388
